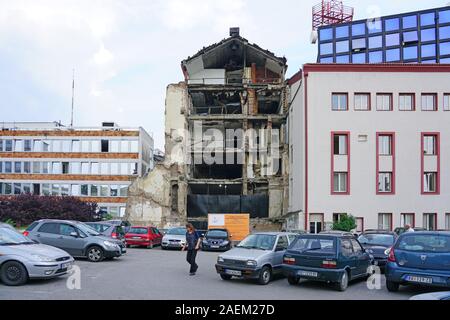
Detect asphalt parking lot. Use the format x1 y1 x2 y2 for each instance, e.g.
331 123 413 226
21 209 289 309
0 247 443 300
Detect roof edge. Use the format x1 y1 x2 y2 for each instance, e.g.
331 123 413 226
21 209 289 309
303 63 450 75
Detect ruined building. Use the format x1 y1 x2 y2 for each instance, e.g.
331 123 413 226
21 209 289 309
126 29 290 230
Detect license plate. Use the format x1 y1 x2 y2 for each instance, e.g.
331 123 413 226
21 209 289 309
61 262 72 269
405 275 433 284
225 269 242 276
211 245 220 249
132 237 141 239
298 270 318 278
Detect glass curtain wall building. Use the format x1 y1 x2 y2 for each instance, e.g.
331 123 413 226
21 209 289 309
317 6 450 63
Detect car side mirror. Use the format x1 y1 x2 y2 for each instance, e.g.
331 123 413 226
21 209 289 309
276 246 285 252
70 231 78 238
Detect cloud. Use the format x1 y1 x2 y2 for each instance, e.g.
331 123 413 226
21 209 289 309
93 44 114 65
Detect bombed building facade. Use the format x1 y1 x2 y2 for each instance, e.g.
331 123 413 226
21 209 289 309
126 29 290 229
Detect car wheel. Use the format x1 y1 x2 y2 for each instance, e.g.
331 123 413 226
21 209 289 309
258 266 272 285
147 242 154 249
335 271 349 292
87 246 104 262
287 275 299 285
220 274 232 281
0 261 29 286
386 280 400 292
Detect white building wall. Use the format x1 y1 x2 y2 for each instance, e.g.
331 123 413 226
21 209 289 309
304 71 450 230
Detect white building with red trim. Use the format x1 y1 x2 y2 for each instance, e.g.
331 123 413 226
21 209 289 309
287 64 450 233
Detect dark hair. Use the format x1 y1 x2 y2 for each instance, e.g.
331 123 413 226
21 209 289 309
186 223 196 232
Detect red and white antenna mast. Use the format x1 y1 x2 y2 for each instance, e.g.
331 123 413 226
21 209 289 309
312 0 354 30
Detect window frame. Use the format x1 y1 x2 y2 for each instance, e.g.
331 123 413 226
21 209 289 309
398 93 416 111
401 213 416 228
331 93 349 111
423 213 437 231
378 213 393 231
354 93 371 111
421 93 438 111
376 93 393 111
443 93 450 111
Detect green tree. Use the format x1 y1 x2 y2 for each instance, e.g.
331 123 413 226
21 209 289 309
332 215 357 232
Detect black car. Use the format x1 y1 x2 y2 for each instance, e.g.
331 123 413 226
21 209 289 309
357 230 397 269
201 229 231 252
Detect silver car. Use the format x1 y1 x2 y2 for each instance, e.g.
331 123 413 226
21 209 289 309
215 232 298 285
161 227 187 250
0 225 74 286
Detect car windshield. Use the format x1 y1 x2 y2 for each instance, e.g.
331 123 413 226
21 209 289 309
207 230 228 238
290 237 335 254
0 228 35 245
237 234 276 250
358 234 395 246
397 235 450 253
77 223 100 236
167 228 186 235
129 227 148 234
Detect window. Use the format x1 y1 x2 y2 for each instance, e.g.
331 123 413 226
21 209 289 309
81 140 90 152
378 213 392 230
352 53 366 63
51 184 60 196
403 46 418 60
386 48 400 62
446 213 450 230
42 184 50 196
101 140 109 153
60 224 77 237
401 213 415 228
352 23 366 36
5 140 12 152
0 140 3 152
440 42 450 55
378 173 392 193
22 184 30 194
421 28 436 42
421 94 437 111
61 140 71 152
119 185 128 197
121 141 130 153
352 38 366 51
42 140 50 152
333 213 347 223
403 31 418 43
71 185 80 196
368 19 382 34
14 162 22 173
351 239 363 254
81 162 90 175
24 140 32 152
340 239 353 257
32 162 41 174
385 18 399 31
332 93 348 111
386 33 400 47
81 185 89 196
336 55 350 63
71 162 81 174
320 57 333 63
369 36 382 49
61 184 69 196
440 10 450 24
376 94 392 111
320 43 333 55
52 162 61 174
42 162 50 174
369 51 383 63
91 162 99 174
37 223 59 235
333 173 348 193
402 15 417 29
23 162 31 174
62 162 69 174
72 140 81 152
421 12 435 26
14 183 21 195
444 94 450 111
333 134 348 155
423 135 437 155
101 163 109 175
378 135 392 155
4 183 12 195
319 28 333 41
335 25 349 38
439 26 450 40
354 93 370 111
421 44 436 58
91 140 101 152
120 163 129 176
399 93 415 111
100 185 109 197
91 185 98 197
423 172 437 193
336 40 349 53
423 213 437 231
52 140 61 152
110 140 120 153
110 185 118 197
111 163 119 175
5 161 12 173
14 140 23 152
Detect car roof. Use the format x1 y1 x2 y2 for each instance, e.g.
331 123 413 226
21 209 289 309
319 231 355 237
362 230 396 235
37 219 79 224
400 231 450 236
253 232 298 236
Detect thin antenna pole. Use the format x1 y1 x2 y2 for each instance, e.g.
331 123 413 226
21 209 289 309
71 69 75 127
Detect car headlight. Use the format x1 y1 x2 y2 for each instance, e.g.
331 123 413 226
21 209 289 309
217 257 225 263
246 260 257 267
222 241 229 245
104 240 118 248
31 254 55 262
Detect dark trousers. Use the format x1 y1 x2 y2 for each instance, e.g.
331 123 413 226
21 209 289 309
186 249 198 273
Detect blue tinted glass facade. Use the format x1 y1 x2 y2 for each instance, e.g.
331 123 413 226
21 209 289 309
317 6 450 64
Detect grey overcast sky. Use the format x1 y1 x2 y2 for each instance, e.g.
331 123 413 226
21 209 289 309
0 0 448 149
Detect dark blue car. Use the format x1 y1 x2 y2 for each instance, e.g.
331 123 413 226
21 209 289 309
385 231 450 292
282 233 374 291
201 229 231 252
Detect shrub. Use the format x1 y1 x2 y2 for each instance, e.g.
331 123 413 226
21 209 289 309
0 194 99 227
332 215 357 232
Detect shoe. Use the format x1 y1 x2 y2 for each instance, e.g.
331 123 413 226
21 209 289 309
189 272 196 276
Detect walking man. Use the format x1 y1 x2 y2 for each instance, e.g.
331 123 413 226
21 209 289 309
182 223 202 276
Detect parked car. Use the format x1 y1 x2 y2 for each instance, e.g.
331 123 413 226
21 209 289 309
409 291 450 300
24 219 126 262
161 227 187 250
202 229 232 252
196 230 207 238
283 233 374 291
358 230 397 269
0 224 74 286
0 223 16 231
85 222 126 245
394 227 426 236
215 232 298 285
125 226 163 249
385 231 450 292
105 220 131 233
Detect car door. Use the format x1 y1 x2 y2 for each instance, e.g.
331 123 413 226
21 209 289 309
34 222 61 247
351 238 371 276
339 238 358 278
151 228 161 244
273 235 289 273
58 223 86 257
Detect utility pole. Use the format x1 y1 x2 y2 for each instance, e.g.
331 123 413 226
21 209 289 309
70 69 75 127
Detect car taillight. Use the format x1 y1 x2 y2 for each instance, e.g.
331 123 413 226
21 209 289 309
283 257 295 265
23 231 29 237
111 232 117 239
387 248 396 263
322 260 337 269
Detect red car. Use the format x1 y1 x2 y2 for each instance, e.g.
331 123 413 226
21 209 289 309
125 226 163 249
